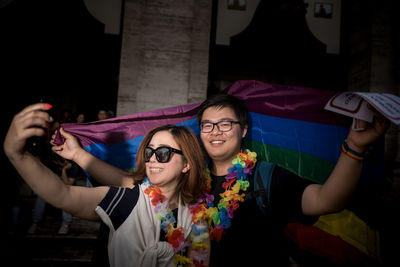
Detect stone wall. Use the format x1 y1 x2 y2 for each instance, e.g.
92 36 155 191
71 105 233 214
346 0 399 184
117 0 212 116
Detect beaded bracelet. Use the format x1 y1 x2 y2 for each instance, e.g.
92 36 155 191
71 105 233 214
341 141 364 161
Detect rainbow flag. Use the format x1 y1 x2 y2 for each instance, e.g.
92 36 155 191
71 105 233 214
54 80 384 264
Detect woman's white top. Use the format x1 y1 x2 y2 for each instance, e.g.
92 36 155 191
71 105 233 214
95 184 193 267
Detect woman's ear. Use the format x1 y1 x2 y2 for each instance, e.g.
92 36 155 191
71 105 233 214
182 162 190 173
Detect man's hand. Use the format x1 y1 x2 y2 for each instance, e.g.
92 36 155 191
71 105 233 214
346 107 390 153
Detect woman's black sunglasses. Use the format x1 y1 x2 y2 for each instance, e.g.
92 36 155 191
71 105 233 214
144 146 183 163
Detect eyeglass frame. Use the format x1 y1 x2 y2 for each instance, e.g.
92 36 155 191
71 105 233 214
144 146 184 163
200 120 240 133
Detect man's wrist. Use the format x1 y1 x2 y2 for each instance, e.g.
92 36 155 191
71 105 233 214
345 139 366 154
342 140 365 161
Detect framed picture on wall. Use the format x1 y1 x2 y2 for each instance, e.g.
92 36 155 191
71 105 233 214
227 0 246 11
314 2 333 19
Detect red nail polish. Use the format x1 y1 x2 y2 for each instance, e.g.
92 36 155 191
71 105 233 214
45 104 52 109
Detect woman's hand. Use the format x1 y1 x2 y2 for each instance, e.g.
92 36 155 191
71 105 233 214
51 127 83 162
4 103 52 162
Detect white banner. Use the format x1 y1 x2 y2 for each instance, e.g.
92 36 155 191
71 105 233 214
325 92 400 128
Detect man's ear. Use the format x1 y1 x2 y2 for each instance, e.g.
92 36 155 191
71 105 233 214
241 124 248 138
182 162 190 173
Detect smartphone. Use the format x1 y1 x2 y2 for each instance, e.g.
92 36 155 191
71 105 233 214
24 98 49 157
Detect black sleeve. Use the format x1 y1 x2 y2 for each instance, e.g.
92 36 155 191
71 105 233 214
269 165 318 225
98 186 140 230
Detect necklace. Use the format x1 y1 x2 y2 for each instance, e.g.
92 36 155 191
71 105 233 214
143 179 210 267
202 149 257 240
143 149 257 266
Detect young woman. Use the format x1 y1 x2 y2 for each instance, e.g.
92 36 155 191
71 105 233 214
3 103 210 267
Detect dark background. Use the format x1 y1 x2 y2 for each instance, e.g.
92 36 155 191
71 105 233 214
0 1 122 242
0 0 122 123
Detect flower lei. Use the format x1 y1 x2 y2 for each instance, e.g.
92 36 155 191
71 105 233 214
143 179 210 267
199 149 257 241
143 149 257 266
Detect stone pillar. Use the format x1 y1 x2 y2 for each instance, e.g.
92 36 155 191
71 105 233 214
369 1 400 184
117 0 212 116
346 3 399 264
346 0 399 184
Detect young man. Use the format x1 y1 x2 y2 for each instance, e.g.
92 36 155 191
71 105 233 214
195 93 388 266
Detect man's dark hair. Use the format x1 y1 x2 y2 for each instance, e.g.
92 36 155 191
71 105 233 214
196 93 249 129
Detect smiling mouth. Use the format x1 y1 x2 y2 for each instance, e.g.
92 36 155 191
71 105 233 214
149 167 163 173
211 140 224 144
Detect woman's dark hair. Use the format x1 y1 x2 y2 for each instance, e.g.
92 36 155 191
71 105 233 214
196 93 249 130
132 125 207 205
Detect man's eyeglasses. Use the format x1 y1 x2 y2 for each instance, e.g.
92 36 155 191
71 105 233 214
200 120 240 133
144 146 183 163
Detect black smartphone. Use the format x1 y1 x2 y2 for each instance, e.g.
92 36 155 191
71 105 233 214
24 98 49 157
